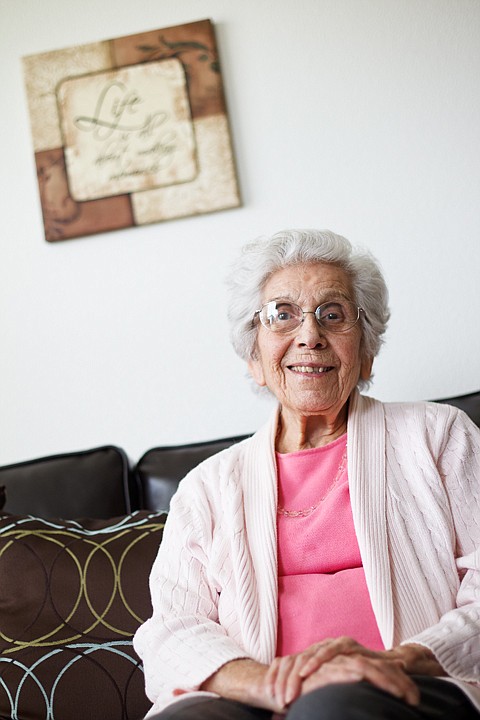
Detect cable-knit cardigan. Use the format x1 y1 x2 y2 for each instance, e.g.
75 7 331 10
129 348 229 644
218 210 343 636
134 391 480 717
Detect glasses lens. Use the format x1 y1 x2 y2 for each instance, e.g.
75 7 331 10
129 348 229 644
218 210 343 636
259 301 303 332
315 301 359 332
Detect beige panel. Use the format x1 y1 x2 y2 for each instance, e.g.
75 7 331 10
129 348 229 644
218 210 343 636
23 42 112 152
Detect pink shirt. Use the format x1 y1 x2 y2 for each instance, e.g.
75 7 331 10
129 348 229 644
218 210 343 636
276 434 384 656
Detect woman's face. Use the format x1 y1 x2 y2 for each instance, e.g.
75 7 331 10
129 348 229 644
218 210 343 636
248 262 372 422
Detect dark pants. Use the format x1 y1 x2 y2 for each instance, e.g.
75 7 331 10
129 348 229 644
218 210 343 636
150 677 478 720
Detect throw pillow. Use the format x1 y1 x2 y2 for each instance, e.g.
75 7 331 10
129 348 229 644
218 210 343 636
0 510 166 720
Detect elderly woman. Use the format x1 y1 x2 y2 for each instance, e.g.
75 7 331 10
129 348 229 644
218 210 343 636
134 230 480 720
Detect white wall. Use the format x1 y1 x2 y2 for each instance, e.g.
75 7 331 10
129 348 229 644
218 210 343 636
1 0 479 465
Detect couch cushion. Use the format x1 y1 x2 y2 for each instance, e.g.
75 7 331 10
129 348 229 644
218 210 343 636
0 509 166 720
0 446 132 519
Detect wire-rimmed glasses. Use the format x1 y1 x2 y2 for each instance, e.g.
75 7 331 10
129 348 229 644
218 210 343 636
255 299 364 334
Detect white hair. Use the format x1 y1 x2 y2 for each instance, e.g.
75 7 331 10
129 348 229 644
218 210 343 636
226 229 390 390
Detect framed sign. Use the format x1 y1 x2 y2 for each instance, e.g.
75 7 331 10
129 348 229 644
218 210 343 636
23 19 241 242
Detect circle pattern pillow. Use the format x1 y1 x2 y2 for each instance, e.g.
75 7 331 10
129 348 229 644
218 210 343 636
0 510 166 720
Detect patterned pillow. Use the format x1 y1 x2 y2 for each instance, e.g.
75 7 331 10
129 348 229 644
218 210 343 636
0 510 166 720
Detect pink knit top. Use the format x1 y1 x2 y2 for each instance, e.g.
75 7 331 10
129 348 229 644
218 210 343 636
276 434 384 656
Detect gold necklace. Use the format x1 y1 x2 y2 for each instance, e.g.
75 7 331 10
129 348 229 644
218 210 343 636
277 448 347 518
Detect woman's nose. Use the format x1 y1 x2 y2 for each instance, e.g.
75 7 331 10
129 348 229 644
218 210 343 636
295 312 327 348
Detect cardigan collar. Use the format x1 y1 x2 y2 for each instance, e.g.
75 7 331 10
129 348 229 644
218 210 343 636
348 390 394 648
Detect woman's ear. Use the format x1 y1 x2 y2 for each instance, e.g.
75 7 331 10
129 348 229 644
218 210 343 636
360 356 374 382
247 357 266 387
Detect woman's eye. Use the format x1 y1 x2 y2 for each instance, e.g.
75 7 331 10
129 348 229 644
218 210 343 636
321 304 345 322
275 304 296 321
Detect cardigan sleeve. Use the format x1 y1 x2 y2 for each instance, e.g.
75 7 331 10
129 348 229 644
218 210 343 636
402 406 480 683
133 468 250 708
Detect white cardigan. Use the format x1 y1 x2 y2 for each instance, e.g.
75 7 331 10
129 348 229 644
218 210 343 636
134 392 480 716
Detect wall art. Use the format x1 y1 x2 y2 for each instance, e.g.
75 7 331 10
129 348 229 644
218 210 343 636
23 19 241 242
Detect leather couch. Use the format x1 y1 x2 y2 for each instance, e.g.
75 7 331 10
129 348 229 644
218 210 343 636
0 390 478 720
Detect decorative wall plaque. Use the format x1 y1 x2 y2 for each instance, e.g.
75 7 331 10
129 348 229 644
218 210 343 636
23 19 241 242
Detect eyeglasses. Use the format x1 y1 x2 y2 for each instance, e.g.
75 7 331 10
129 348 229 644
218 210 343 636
255 300 364 334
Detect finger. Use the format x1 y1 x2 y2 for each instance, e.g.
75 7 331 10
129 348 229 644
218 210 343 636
264 657 295 710
264 657 282 703
272 656 303 708
301 663 363 694
299 637 372 677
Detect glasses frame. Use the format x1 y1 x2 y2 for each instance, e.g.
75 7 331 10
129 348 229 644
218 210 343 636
255 299 365 334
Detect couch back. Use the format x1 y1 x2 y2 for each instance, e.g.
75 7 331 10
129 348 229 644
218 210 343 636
0 436 249 519
0 390 479 520
435 389 480 427
135 434 250 513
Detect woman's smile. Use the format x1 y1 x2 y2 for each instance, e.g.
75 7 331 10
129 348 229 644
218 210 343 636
287 363 335 375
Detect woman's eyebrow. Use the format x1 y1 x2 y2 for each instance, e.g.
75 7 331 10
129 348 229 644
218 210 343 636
268 292 353 304
320 293 353 302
